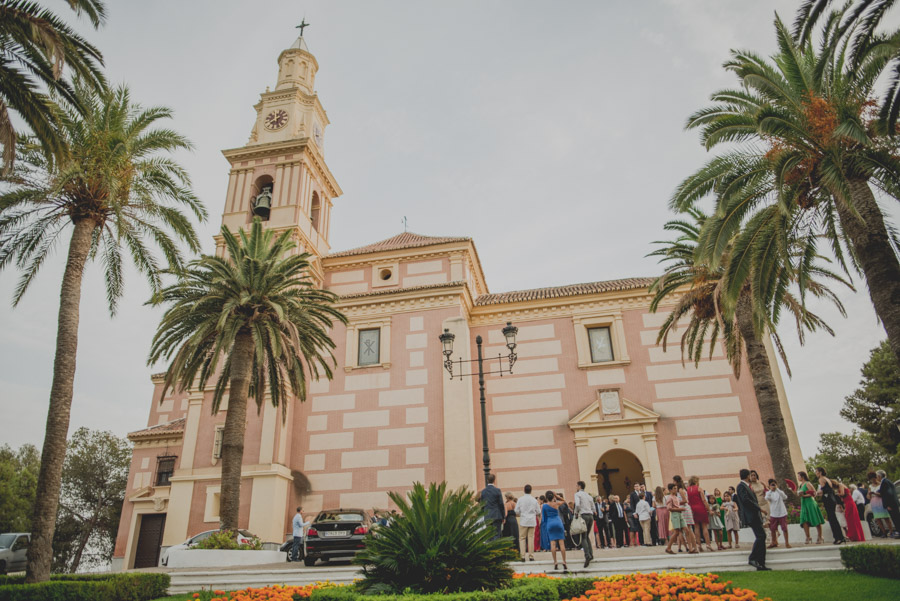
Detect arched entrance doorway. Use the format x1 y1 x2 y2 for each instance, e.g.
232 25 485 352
596 449 644 499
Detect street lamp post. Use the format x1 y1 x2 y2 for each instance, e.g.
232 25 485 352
439 322 518 487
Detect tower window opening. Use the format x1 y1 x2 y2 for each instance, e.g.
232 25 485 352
310 192 321 232
379 268 392 281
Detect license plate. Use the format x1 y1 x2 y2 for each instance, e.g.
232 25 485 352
321 530 349 537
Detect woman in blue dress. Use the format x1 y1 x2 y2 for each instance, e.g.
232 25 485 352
539 496 550 550
541 491 568 571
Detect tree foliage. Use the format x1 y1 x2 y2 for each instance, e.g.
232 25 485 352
841 340 900 456
0 443 40 533
354 482 517 594
0 0 106 173
52 427 130 573
807 430 895 483
149 219 345 531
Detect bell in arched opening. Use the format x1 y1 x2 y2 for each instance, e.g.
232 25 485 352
253 184 273 220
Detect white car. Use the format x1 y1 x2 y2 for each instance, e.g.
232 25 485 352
160 529 255 566
0 533 30 574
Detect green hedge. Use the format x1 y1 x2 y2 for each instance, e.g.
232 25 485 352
310 578 558 601
841 544 900 579
0 573 170 601
552 577 596 600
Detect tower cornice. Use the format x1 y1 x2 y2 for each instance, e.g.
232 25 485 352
221 138 342 198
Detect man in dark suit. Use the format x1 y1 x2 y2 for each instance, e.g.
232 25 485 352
610 495 628 547
736 468 770 570
480 473 504 540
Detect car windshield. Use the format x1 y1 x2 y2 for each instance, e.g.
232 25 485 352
0 534 15 549
316 512 364 522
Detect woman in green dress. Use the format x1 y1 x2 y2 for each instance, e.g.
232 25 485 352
798 471 824 544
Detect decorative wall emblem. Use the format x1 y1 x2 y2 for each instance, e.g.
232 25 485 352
599 389 621 415
153 497 168 512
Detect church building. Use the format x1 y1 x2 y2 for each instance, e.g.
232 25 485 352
112 33 805 570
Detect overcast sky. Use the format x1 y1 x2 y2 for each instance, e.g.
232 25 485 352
1 1 896 458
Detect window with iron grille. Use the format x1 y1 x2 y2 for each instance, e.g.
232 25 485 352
213 426 224 460
155 456 176 486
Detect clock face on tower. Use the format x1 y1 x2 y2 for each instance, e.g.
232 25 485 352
264 109 289 131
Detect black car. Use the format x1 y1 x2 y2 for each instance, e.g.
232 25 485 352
303 508 373 566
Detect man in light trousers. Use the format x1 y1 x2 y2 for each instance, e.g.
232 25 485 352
574 480 595 568
514 484 539 561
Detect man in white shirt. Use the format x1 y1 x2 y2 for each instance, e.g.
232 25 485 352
764 479 790 549
574 480 595 567
290 506 308 562
634 496 652 547
514 484 539 561
850 484 866 521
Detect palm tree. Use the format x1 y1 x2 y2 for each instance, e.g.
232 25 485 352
149 219 346 532
673 13 900 366
0 0 106 173
0 83 205 582
649 207 848 486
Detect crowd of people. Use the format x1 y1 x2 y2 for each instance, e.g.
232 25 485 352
480 467 900 572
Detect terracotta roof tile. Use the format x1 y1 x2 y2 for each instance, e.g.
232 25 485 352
128 417 186 440
327 232 470 258
336 280 465 300
474 277 656 306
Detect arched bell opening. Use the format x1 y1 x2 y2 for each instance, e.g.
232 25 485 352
251 175 274 221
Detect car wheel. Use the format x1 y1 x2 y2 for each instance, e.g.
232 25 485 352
303 557 316 567
0 561 6 575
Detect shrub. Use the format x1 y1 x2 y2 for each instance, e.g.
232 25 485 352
353 482 518 594
0 573 169 601
841 544 900 579
193 530 262 551
311 578 555 601
552 577 596 601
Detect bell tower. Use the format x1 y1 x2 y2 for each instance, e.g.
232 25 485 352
217 27 341 274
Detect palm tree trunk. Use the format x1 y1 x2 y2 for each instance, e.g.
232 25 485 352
735 292 797 487
25 218 96 583
219 328 254 532
837 180 900 366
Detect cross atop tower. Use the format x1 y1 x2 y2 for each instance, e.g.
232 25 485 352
296 18 309 38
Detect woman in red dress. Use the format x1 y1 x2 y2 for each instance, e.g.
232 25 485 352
687 475 714 552
839 481 866 542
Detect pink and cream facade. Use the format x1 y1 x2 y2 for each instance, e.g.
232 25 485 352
113 36 805 570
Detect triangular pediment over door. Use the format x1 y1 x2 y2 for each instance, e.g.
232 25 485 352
567 391 664 492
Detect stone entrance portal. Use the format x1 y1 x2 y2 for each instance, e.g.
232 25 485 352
568 390 663 494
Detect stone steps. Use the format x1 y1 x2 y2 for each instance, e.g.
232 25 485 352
165 544 859 593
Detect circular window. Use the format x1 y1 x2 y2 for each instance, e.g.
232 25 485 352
379 268 392 281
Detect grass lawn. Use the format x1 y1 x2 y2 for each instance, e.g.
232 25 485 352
715 570 900 600
150 571 900 601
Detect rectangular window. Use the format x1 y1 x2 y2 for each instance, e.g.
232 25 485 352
588 327 614 363
213 426 224 459
358 328 381 366
155 456 176 486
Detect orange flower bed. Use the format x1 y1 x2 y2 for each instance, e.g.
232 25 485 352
190 582 333 601
562 572 771 601
512 572 559 579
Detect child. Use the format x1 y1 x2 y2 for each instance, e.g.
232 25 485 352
707 494 725 550
765 479 790 548
624 501 640 547
665 483 686 555
722 491 740 548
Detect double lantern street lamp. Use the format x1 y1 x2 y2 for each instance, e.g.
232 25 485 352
439 322 518 487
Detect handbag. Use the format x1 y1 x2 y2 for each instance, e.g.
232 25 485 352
570 513 587 535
